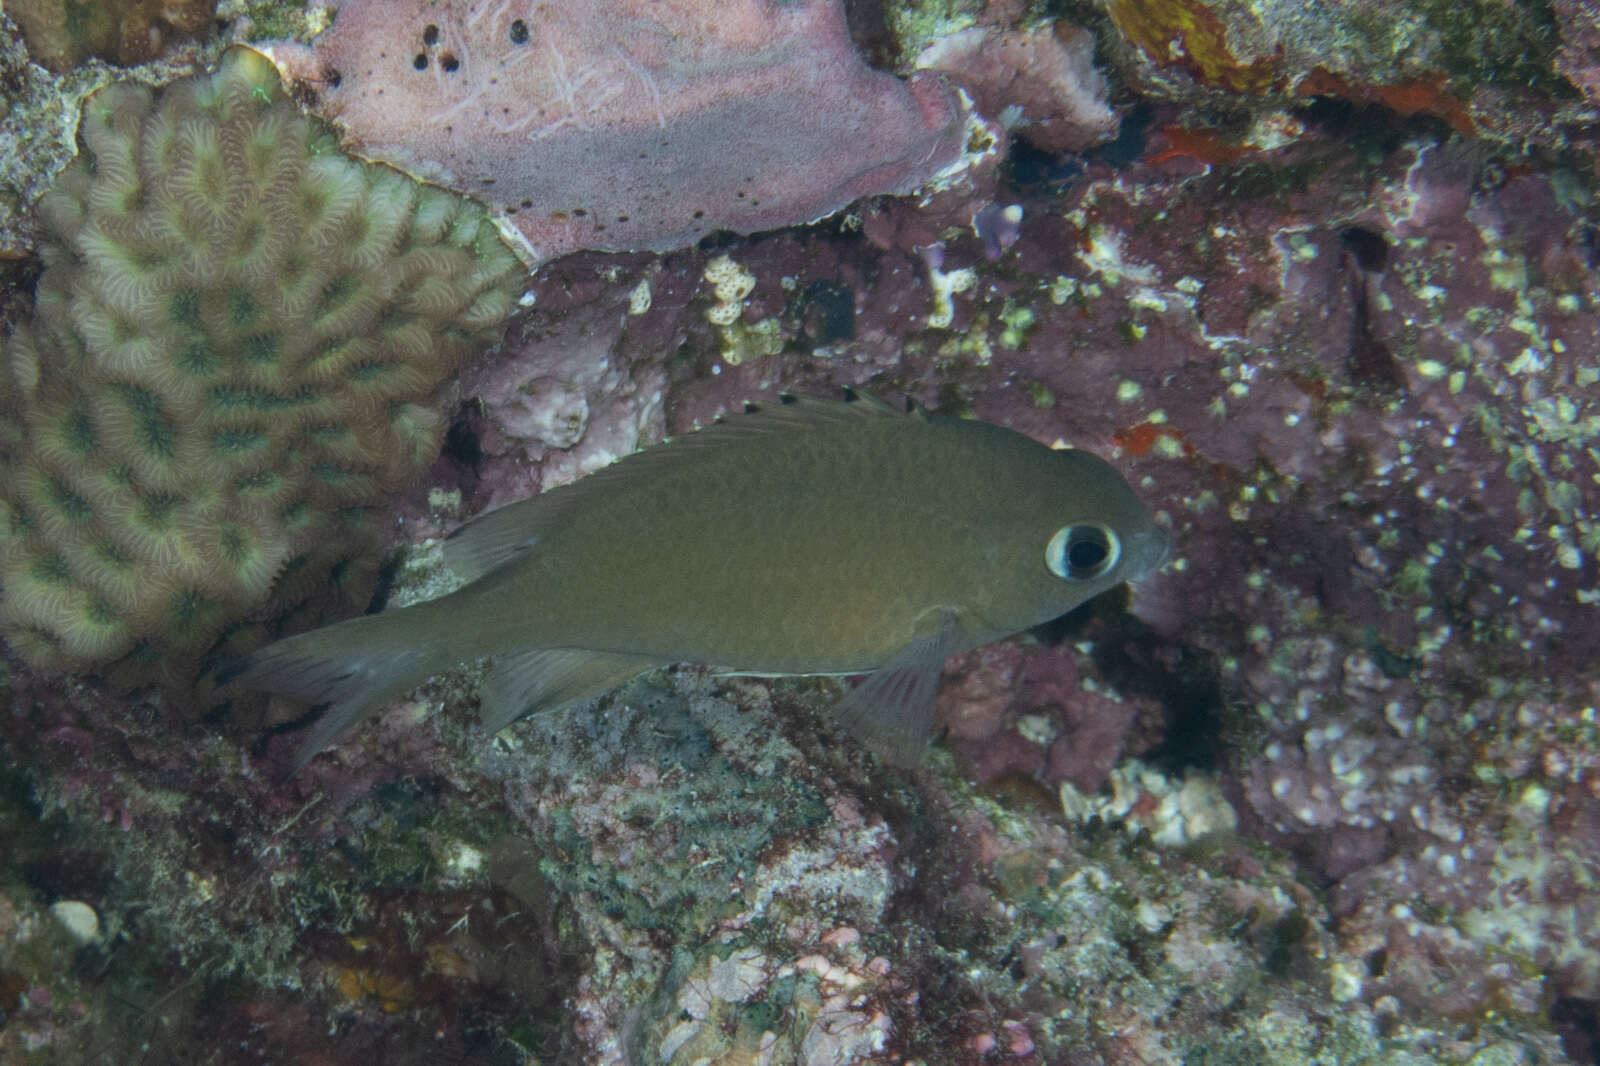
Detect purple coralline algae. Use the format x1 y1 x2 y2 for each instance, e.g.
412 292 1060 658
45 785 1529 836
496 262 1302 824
1554 0 1600 108
917 22 1118 154
450 257 671 509
3 0 1600 1063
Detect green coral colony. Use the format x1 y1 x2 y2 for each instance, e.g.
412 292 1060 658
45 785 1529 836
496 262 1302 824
0 47 524 681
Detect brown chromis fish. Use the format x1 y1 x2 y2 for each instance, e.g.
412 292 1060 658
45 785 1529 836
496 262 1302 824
221 393 1169 772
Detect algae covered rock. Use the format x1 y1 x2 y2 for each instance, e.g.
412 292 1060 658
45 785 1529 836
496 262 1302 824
0 46 524 684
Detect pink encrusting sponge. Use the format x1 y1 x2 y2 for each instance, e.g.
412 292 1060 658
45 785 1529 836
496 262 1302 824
274 0 974 262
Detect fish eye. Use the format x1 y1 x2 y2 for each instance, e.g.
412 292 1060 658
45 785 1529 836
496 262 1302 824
1046 524 1120 581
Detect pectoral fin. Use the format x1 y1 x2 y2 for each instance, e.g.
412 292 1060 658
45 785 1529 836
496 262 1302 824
480 647 662 734
831 609 960 767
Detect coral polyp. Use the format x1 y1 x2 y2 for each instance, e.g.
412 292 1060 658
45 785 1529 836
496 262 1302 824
0 46 524 683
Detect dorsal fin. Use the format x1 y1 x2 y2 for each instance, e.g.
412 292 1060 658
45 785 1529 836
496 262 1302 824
593 390 918 474
673 388 911 442
440 489 581 581
443 390 917 581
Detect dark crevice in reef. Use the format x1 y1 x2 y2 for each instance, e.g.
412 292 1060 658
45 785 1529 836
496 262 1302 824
1552 997 1600 1066
842 0 898 69
1338 224 1406 395
1033 592 1226 775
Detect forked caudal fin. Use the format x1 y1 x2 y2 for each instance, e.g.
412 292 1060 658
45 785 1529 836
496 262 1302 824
216 610 451 775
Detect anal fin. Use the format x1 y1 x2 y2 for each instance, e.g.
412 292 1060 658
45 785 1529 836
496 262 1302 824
480 647 663 734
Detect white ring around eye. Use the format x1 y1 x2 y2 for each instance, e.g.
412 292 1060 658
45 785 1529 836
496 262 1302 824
1046 524 1121 581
